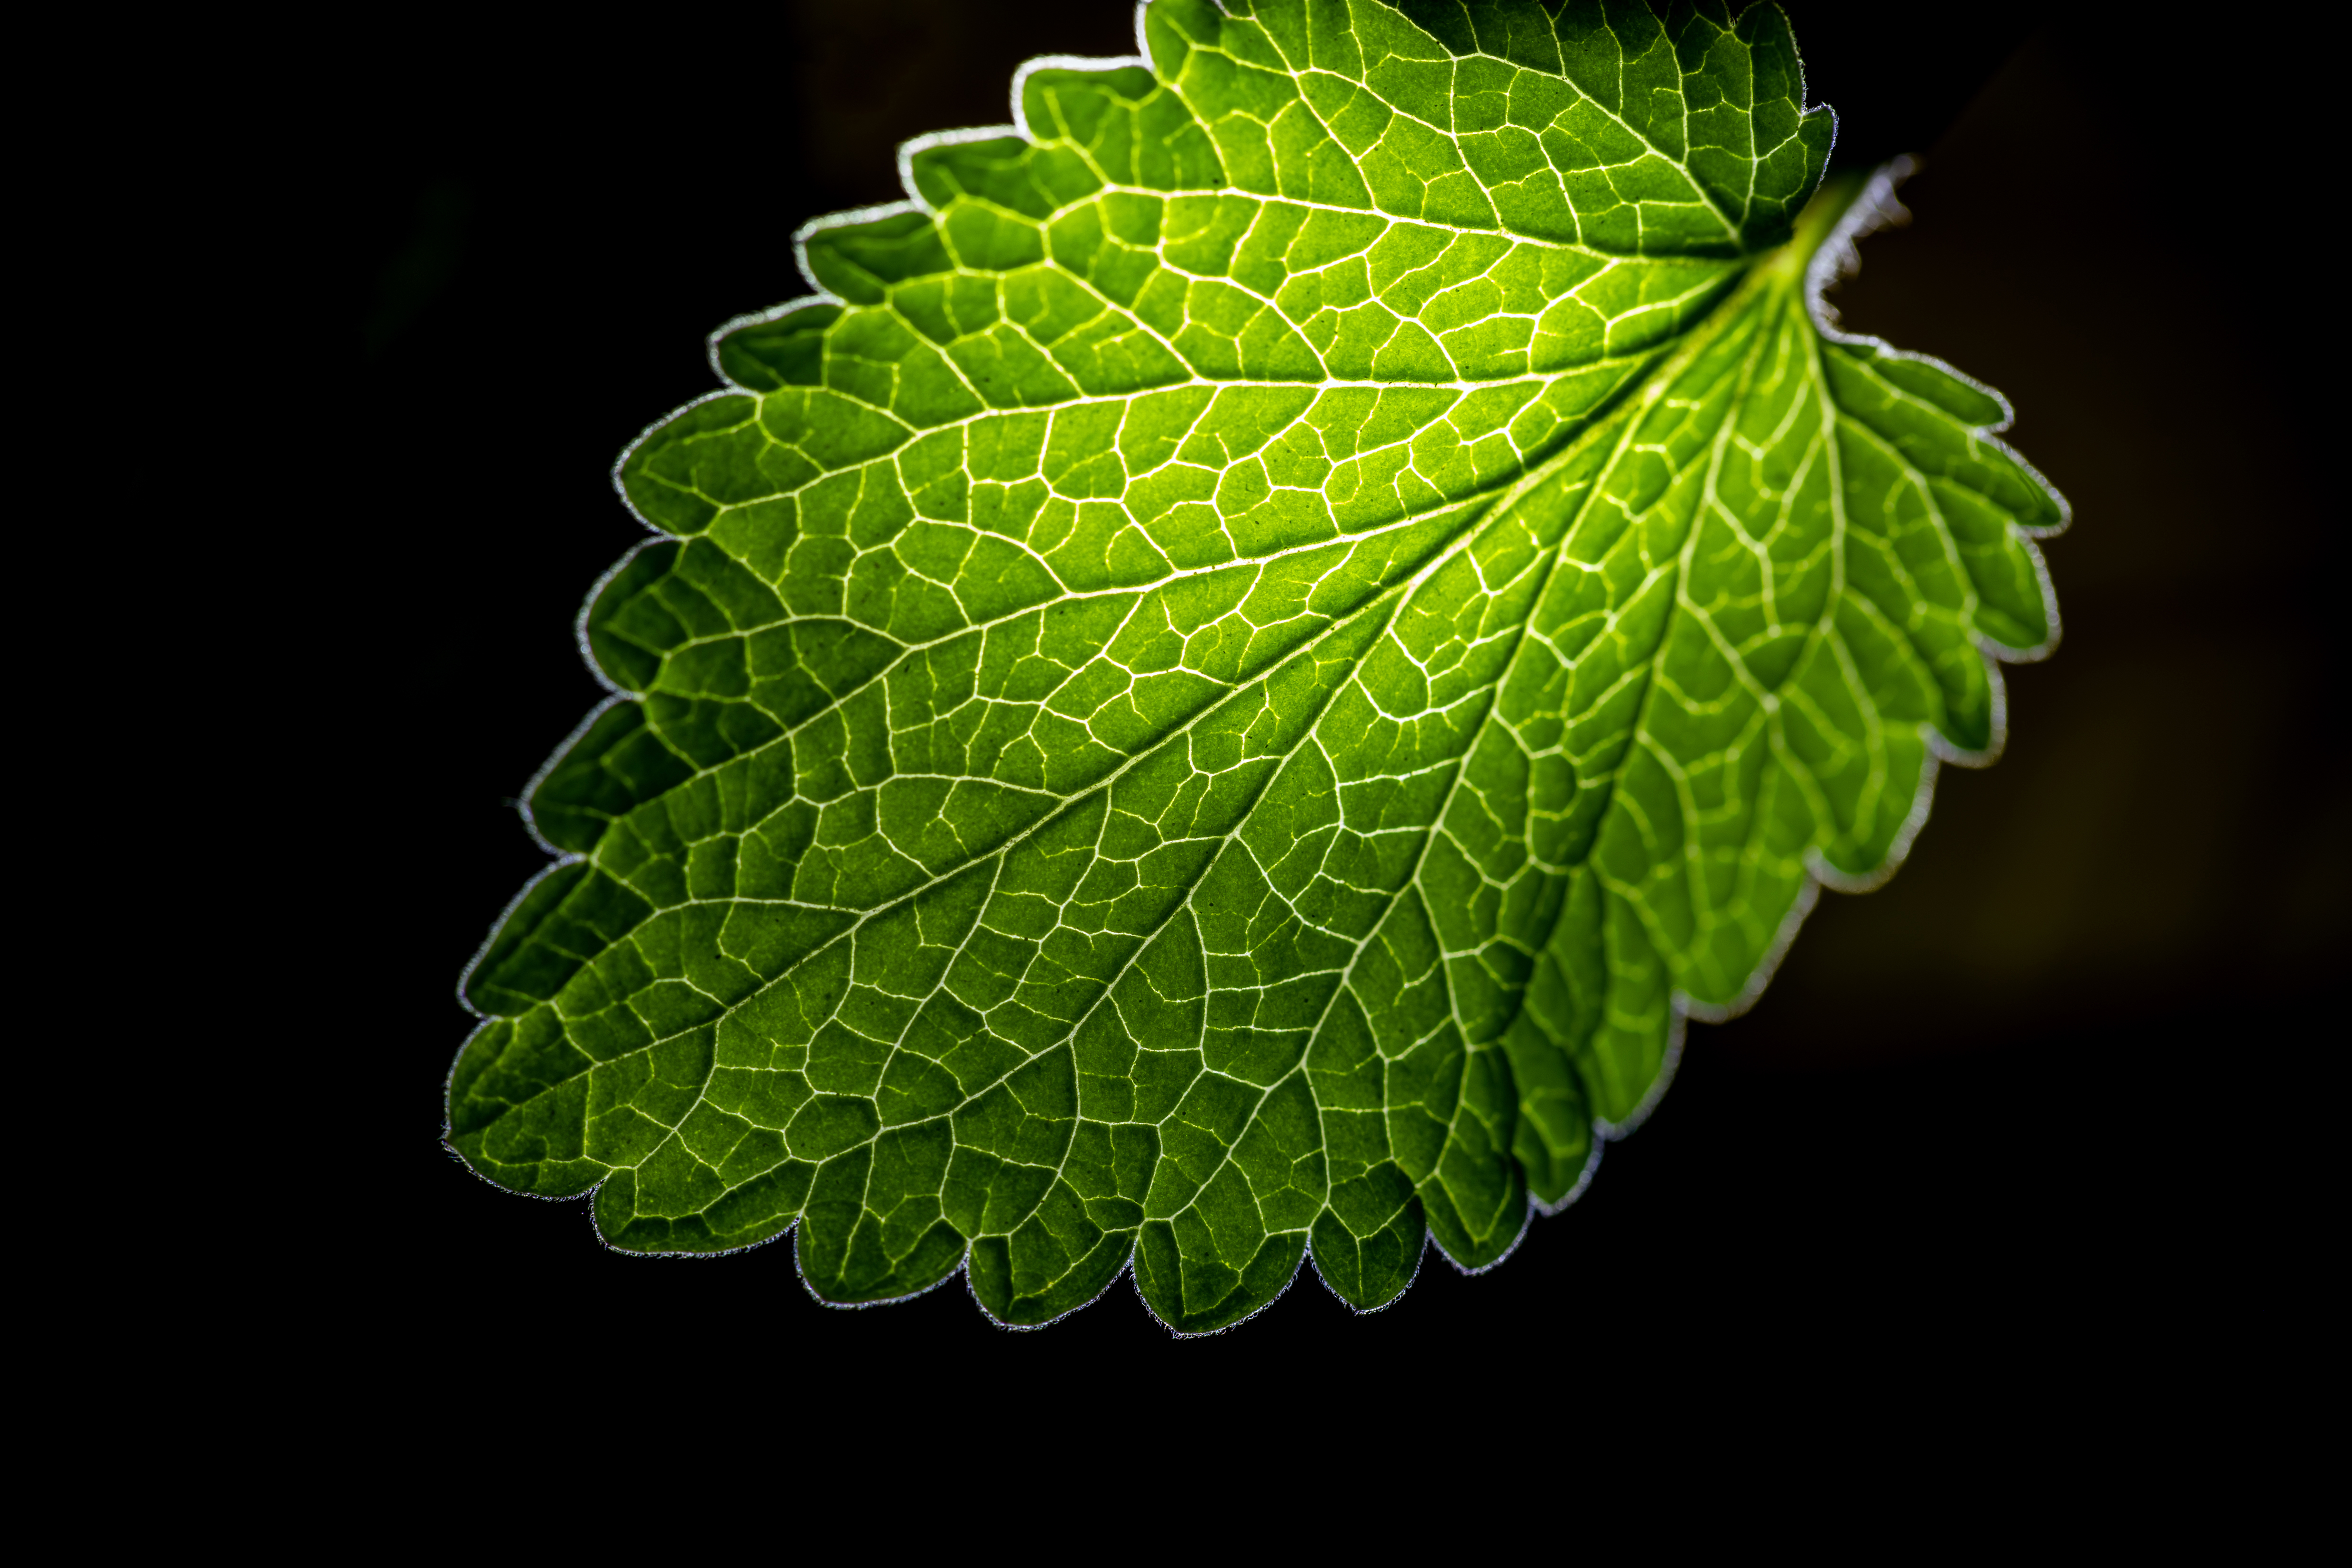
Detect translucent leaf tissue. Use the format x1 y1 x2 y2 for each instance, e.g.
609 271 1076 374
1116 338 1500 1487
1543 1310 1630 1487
444 0 2065 1334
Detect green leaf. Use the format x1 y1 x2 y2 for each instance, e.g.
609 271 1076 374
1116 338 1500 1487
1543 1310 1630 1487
445 0 2062 1333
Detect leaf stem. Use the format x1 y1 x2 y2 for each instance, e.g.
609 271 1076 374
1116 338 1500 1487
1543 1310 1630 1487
1761 170 1875 287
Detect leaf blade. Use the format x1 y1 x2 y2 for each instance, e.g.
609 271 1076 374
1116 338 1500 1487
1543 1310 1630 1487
443 2 2060 1334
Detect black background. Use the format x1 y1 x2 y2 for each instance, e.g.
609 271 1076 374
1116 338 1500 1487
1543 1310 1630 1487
336 2 2338 1383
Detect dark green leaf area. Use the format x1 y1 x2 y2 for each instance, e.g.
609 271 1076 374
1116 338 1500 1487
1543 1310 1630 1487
448 2 2061 1334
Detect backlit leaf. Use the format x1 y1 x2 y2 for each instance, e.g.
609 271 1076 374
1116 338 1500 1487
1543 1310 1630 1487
445 0 2063 1333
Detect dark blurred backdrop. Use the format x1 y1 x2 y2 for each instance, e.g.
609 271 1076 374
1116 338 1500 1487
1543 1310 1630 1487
340 2 2340 1374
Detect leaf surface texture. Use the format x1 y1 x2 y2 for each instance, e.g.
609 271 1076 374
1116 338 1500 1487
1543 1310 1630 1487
447 0 2062 1333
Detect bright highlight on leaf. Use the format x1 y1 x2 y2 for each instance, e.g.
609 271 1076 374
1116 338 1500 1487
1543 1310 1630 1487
447 0 2064 1333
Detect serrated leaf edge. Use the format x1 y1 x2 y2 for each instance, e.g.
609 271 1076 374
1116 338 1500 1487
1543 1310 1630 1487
440 13 2067 1340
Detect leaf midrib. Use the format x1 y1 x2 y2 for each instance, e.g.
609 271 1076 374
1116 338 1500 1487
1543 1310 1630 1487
546 248 1821 1235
